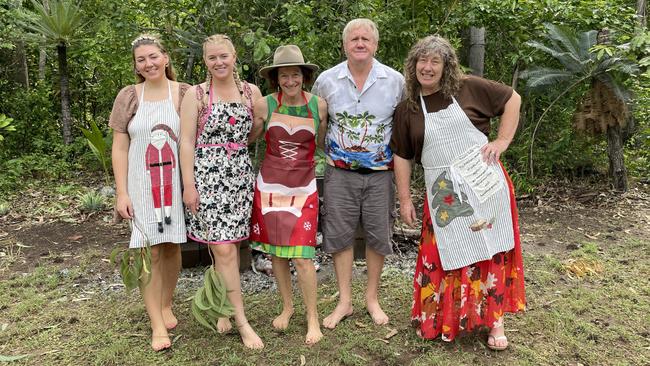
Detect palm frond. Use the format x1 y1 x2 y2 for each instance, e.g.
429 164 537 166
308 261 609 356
577 30 598 60
544 23 580 56
595 56 639 76
520 67 575 89
526 41 584 74
22 0 86 45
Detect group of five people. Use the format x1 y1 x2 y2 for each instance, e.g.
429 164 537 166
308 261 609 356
110 18 526 352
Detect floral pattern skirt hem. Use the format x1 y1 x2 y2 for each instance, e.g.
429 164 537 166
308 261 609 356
411 168 526 341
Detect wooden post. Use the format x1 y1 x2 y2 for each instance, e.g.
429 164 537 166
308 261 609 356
353 222 366 260
181 239 252 271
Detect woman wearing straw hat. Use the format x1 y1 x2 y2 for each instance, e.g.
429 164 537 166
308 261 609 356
249 45 328 345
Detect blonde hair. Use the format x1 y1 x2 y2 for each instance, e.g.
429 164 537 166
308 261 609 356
131 33 176 83
404 35 463 112
202 34 246 106
342 18 379 44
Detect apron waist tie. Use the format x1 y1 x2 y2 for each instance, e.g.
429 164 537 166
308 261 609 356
197 142 247 158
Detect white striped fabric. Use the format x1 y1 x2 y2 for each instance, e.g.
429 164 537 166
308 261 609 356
420 95 514 270
126 81 186 248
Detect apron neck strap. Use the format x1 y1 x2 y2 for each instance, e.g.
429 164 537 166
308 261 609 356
419 92 428 115
275 91 312 118
140 80 172 104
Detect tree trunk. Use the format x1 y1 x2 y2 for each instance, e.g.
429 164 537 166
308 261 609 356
606 124 628 192
185 50 196 83
468 27 485 77
15 40 29 89
511 62 520 89
637 0 647 30
38 0 49 81
39 48 47 81
58 42 73 145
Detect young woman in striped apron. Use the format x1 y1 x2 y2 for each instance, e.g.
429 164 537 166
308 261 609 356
391 35 526 350
110 34 188 351
179 34 264 349
249 45 328 345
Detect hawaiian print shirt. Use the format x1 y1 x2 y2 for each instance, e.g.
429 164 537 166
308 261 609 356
312 59 405 170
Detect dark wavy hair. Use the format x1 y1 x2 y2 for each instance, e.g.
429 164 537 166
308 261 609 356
404 35 463 112
267 66 314 91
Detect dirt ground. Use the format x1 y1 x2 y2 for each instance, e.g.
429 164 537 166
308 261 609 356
1 179 648 281
0 178 649 365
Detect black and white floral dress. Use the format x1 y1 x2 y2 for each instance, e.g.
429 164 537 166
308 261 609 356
186 83 254 244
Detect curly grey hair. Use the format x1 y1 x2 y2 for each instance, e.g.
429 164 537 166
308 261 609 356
404 35 463 112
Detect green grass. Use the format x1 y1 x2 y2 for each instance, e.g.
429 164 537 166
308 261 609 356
1 236 649 365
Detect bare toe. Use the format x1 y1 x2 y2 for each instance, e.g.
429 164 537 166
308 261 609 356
238 322 264 350
367 302 389 325
217 317 232 334
305 321 323 345
322 304 353 329
151 330 171 352
272 308 294 330
162 307 178 330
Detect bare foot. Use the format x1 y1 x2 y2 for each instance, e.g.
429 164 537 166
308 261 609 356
162 307 178 330
487 326 508 350
151 329 171 352
322 303 353 329
237 322 264 349
272 308 294 330
217 317 232 334
367 300 389 325
305 317 323 345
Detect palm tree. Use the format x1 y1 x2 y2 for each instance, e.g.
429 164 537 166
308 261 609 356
22 0 86 144
521 23 638 191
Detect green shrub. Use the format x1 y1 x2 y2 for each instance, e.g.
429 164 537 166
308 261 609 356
78 190 106 212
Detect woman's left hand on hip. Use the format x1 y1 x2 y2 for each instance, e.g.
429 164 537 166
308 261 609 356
480 139 509 165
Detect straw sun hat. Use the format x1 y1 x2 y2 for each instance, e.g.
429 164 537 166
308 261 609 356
259 45 319 79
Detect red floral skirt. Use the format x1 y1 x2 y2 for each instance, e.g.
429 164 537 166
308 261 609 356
411 166 526 341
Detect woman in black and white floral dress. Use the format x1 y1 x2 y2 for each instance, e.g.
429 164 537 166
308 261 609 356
179 34 264 349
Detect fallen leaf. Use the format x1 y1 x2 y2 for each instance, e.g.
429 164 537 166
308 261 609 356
0 354 30 362
67 235 83 241
300 355 306 366
352 354 367 362
374 338 389 344
1 323 7 332
354 321 367 328
384 328 398 339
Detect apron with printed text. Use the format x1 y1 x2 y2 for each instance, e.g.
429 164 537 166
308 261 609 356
420 95 514 270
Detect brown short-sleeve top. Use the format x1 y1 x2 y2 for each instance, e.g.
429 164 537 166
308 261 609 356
108 82 190 133
390 75 513 164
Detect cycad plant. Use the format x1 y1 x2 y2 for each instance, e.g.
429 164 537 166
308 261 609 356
21 0 87 145
521 23 638 191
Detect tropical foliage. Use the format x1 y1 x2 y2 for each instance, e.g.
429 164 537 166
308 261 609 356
521 23 640 190
0 0 647 195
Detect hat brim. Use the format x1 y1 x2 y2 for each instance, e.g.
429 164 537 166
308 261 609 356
259 63 319 80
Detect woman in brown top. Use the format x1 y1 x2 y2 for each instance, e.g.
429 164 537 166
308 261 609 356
109 34 189 351
390 35 526 350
